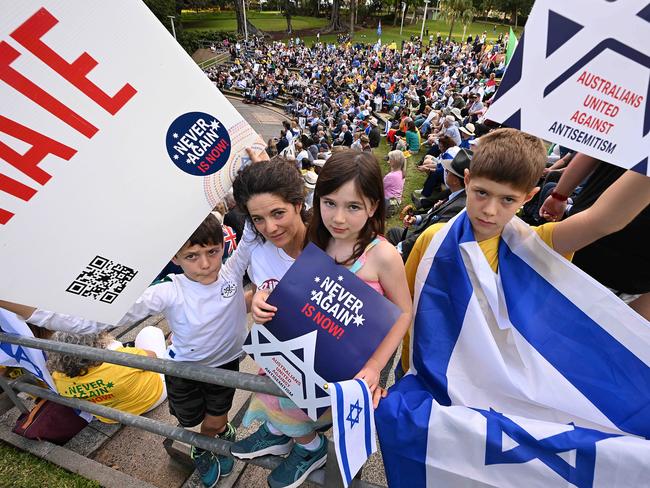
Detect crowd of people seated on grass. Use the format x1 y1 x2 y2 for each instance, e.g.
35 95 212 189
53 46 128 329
205 33 506 149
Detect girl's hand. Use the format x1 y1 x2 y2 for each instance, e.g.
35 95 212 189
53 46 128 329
354 359 382 394
251 290 277 323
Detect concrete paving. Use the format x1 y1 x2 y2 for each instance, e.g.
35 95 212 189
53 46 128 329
227 96 287 143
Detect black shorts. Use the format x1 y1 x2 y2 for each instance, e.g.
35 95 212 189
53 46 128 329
165 358 239 427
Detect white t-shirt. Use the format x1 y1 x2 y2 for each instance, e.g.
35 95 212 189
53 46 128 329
248 240 295 292
29 227 259 368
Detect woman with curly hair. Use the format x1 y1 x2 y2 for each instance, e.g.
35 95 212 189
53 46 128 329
47 326 167 423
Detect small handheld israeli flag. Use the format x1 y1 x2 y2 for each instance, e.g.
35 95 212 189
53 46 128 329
330 379 377 487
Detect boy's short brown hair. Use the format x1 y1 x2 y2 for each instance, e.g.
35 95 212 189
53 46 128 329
470 128 546 192
178 213 223 254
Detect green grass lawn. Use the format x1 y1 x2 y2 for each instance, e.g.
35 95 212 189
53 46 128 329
0 441 100 488
182 11 327 32
181 10 521 45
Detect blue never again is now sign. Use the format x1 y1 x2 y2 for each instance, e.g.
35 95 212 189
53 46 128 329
243 243 401 420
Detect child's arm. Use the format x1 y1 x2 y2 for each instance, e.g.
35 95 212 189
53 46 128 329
0 300 36 321
551 170 650 256
355 241 413 401
220 222 259 283
1 280 175 334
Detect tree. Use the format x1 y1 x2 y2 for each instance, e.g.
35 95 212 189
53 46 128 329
233 0 263 36
284 0 293 33
439 0 474 40
323 0 344 32
498 0 533 26
143 0 177 36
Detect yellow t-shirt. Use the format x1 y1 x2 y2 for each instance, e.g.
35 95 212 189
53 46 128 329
53 347 163 423
401 222 571 372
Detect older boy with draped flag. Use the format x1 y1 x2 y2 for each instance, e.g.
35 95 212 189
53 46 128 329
376 128 650 487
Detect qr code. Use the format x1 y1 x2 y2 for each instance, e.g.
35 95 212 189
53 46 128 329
66 256 138 304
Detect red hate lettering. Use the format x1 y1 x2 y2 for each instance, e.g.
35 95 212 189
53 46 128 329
0 115 76 185
0 173 38 224
11 8 137 115
0 42 97 138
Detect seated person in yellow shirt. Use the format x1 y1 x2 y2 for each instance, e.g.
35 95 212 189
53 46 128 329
398 128 650 375
47 326 166 423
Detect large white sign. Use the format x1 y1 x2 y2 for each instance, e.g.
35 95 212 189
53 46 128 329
487 0 649 175
0 2 264 323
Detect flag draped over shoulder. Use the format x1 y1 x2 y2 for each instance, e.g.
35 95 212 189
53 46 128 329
375 211 650 487
330 379 377 487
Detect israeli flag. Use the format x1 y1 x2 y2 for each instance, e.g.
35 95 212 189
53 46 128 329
377 20 382 37
330 379 377 487
376 211 650 487
0 309 56 390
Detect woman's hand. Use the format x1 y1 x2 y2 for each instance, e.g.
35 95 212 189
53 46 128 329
251 290 277 323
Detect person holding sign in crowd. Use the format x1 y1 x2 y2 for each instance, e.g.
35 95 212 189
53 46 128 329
231 150 411 488
231 158 329 488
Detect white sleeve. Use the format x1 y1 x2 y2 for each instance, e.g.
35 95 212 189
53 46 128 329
222 221 259 282
26 309 114 334
26 282 175 334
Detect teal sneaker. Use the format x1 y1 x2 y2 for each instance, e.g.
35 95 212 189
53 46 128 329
216 422 236 477
190 445 220 488
230 423 293 459
267 434 327 488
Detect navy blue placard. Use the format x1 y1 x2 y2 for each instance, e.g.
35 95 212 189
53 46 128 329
244 243 401 418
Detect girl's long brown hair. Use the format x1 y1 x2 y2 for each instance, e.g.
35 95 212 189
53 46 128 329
306 150 385 265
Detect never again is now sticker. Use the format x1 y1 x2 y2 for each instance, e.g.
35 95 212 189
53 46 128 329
166 112 231 176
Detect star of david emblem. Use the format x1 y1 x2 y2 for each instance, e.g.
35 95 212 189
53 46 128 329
243 326 330 419
346 399 362 429
477 408 620 488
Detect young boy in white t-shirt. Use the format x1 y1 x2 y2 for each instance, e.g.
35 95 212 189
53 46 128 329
8 214 256 488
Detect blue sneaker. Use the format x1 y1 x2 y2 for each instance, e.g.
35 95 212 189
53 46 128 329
190 445 220 488
267 434 327 488
230 423 293 459
216 422 236 477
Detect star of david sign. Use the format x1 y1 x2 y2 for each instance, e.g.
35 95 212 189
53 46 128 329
243 325 331 420
487 0 650 175
346 399 363 429
477 408 620 488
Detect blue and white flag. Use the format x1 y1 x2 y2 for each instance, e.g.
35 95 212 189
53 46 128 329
330 379 377 487
377 20 382 37
0 309 56 390
376 211 650 487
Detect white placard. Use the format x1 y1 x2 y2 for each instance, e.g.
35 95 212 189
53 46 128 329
487 0 649 175
0 1 265 323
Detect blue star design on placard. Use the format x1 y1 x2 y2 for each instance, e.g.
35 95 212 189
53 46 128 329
346 399 362 429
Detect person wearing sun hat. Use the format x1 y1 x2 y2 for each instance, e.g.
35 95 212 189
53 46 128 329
459 122 476 149
450 107 463 123
368 117 381 148
303 171 317 210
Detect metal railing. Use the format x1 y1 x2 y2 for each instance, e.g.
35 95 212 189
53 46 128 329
0 332 382 488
